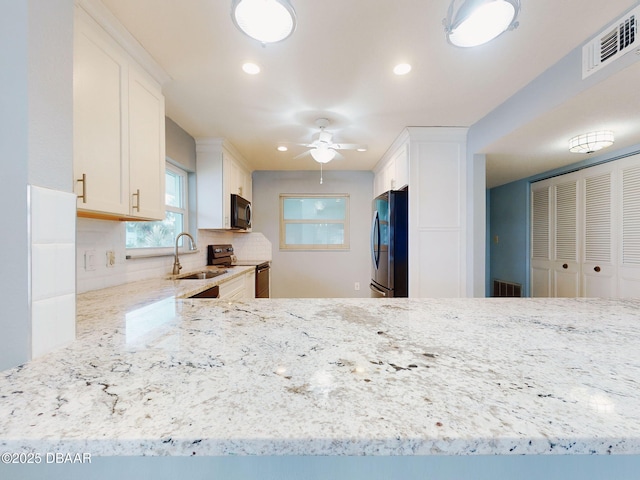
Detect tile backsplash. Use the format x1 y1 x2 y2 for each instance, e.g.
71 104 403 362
76 219 272 293
30 186 76 358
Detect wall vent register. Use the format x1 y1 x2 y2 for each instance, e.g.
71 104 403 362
582 5 639 78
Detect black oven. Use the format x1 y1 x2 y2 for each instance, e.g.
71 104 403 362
230 194 251 230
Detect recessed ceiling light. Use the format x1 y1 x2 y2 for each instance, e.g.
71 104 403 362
277 145 288 152
393 63 412 75
357 148 367 152
242 62 261 75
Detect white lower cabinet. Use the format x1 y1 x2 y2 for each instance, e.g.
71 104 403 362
218 270 255 300
530 153 640 298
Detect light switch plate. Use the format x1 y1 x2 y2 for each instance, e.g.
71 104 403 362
84 250 96 271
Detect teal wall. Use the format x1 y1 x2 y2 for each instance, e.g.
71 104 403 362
488 179 530 295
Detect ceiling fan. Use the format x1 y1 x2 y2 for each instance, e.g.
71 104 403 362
301 118 366 164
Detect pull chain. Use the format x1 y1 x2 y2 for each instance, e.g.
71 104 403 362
320 163 323 184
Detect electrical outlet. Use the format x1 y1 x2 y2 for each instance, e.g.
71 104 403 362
106 250 116 268
354 282 360 291
84 250 96 271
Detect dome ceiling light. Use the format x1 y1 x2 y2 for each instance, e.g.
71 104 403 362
444 0 521 48
569 131 615 154
231 0 297 44
309 146 336 164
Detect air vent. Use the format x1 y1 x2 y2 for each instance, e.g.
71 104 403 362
582 5 639 79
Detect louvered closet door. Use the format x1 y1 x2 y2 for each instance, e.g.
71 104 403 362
553 175 580 297
619 156 640 298
582 165 616 297
531 180 553 297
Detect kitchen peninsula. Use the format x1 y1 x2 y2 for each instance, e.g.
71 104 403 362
1 278 640 478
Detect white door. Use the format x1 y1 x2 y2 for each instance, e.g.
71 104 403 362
582 166 616 297
531 182 552 297
553 176 580 297
619 159 640 298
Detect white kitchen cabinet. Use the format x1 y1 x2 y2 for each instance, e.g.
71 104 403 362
196 138 253 229
373 143 408 197
219 270 255 300
73 8 129 217
373 128 469 297
530 153 640 298
73 5 166 221
244 269 256 299
128 68 166 220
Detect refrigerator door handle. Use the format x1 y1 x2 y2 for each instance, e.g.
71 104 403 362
369 283 388 296
371 210 380 269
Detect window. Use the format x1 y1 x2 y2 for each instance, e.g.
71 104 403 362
126 163 189 251
279 194 349 250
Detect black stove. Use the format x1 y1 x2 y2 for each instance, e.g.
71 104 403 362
207 244 234 266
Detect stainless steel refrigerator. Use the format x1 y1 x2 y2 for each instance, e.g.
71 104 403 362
370 189 408 297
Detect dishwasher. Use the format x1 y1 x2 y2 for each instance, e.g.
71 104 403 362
255 262 270 298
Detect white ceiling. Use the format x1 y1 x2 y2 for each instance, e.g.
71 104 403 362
100 0 639 186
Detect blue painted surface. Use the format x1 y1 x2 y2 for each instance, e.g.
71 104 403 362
3 455 640 480
488 179 530 296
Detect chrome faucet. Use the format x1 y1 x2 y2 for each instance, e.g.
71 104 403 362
172 232 197 275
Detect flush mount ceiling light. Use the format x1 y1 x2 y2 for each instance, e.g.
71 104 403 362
231 0 296 44
569 131 615 154
444 0 520 48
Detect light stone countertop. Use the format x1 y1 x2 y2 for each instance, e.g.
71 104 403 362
1 278 639 457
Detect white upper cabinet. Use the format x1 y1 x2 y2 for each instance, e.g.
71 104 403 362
128 68 166 220
373 140 409 197
73 3 166 221
196 138 253 229
74 9 129 217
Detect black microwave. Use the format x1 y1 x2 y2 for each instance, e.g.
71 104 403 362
230 194 251 230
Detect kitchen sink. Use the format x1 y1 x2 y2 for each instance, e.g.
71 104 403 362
177 270 227 280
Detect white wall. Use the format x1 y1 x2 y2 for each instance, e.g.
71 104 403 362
76 221 271 293
252 170 373 298
0 0 74 370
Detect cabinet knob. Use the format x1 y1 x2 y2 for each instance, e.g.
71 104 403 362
562 263 568 269
594 266 601 273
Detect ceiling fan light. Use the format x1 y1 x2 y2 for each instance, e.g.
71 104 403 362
569 131 614 154
231 0 296 44
310 147 336 164
445 0 520 48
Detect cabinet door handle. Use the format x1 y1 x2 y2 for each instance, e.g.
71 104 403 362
594 266 601 273
132 189 140 211
562 263 568 269
76 174 87 204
